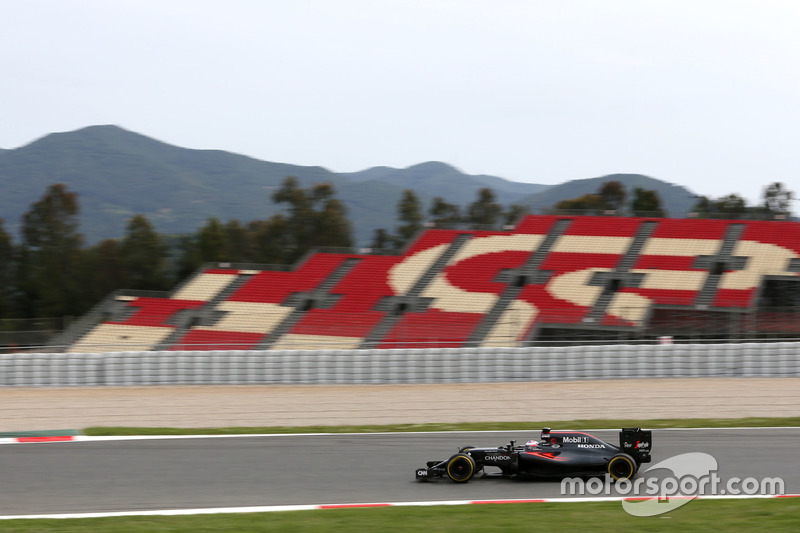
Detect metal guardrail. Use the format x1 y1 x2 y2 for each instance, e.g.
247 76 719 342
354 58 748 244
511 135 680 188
0 342 797 387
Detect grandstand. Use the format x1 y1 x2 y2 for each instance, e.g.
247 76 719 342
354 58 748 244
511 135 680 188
57 215 800 352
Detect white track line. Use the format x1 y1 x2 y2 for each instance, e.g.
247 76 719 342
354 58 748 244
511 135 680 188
2 426 800 445
1 493 798 520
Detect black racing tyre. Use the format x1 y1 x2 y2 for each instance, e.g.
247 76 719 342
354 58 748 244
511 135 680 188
446 453 476 483
607 453 637 481
458 446 475 453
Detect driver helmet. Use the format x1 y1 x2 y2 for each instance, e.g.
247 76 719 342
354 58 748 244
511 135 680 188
525 439 539 449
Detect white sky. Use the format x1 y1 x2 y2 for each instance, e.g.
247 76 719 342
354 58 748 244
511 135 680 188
3 0 800 205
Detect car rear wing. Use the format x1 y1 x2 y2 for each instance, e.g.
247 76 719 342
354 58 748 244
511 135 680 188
619 427 652 463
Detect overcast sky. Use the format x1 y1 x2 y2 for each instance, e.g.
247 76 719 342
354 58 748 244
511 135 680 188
4 0 800 205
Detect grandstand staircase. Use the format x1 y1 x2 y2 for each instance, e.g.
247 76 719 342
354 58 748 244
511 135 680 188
359 233 473 348
694 223 747 308
464 218 573 347
47 291 128 351
159 273 252 348
255 258 361 349
583 220 658 323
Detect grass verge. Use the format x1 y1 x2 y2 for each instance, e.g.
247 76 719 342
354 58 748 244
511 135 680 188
83 416 800 436
1 499 798 532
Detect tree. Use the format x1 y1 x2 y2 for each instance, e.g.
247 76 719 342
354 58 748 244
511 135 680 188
429 197 462 226
20 184 85 318
312 192 352 250
369 228 393 251
174 234 203 281
553 180 630 216
502 204 529 227
122 215 170 290
691 192 762 219
630 188 666 217
763 182 794 217
12 246 36 319
81 238 127 306
715 194 747 218
465 188 503 227
175 217 259 276
196 217 229 263
224 220 252 263
690 195 715 217
22 184 82 252
599 181 626 212
0 219 14 319
272 177 353 263
272 176 313 260
250 216 293 264
395 189 424 248
555 193 606 214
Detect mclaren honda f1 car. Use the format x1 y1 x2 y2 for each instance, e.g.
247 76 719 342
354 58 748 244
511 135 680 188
415 427 652 482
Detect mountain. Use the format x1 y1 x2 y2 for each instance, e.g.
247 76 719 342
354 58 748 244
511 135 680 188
0 125 340 241
519 174 697 217
340 161 550 206
0 125 698 246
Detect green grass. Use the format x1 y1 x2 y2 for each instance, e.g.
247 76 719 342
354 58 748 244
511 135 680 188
1 499 798 532
83 416 800 436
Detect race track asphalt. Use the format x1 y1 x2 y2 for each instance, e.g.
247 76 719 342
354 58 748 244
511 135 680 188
1 428 798 516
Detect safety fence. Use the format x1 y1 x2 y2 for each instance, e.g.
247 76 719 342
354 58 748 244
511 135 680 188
0 342 798 387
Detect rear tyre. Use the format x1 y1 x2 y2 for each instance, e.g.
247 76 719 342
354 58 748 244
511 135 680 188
607 453 637 481
446 453 476 483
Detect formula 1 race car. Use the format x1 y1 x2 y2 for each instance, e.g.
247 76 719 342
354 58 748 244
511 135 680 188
415 427 652 482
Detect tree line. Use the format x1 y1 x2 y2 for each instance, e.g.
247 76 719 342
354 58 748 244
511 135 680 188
554 181 667 216
0 178 350 325
368 188 528 251
0 178 794 326
553 180 794 219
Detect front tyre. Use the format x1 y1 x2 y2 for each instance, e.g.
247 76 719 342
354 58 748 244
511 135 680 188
607 453 637 481
446 453 476 483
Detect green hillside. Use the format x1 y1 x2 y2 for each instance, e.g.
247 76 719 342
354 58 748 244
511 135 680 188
520 173 697 217
0 126 698 245
0 125 339 242
341 161 550 205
